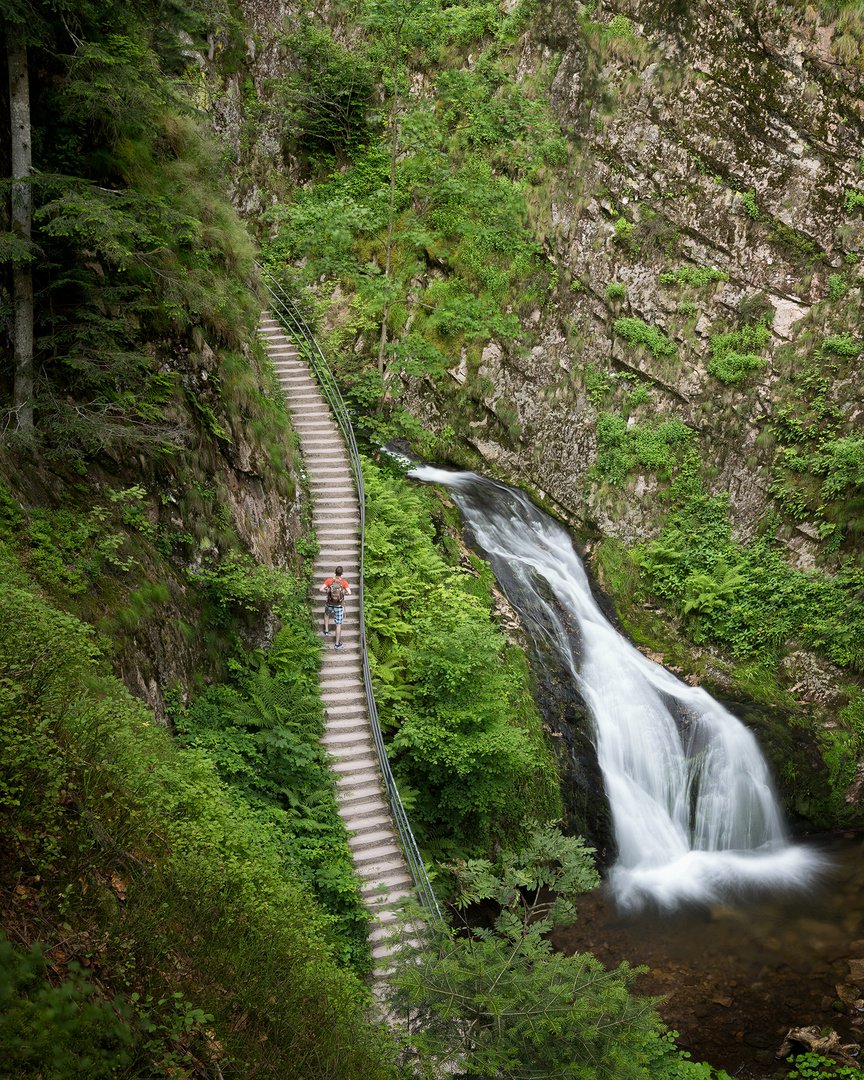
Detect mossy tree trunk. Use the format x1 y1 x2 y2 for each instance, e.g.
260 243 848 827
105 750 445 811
7 20 34 431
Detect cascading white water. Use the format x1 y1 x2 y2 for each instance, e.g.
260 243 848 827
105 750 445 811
409 463 825 911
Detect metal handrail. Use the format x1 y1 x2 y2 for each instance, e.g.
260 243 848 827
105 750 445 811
258 264 442 922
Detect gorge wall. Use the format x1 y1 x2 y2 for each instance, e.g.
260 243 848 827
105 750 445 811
399 0 864 564
210 0 864 827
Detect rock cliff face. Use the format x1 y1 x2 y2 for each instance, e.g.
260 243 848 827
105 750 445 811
221 0 864 559
392 0 864 562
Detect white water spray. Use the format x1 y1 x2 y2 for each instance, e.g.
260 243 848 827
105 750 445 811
409 464 824 911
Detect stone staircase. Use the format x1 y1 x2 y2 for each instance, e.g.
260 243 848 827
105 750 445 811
258 312 415 978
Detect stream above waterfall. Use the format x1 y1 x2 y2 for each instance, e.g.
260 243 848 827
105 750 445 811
407 462 827 914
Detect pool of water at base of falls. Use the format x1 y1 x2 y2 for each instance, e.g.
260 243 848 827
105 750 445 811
551 836 864 1080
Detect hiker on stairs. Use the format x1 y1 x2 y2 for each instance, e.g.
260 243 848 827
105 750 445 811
320 565 351 649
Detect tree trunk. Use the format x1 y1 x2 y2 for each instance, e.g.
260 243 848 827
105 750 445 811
377 14 402 375
7 22 34 431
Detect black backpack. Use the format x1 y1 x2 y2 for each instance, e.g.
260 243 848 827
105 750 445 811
327 578 345 604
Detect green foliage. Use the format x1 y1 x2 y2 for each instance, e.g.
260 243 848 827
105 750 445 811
1 3 262 461
388 825 722 1079
789 1051 860 1079
614 317 677 358
277 23 375 155
603 12 635 38
594 413 693 485
767 334 864 541
176 633 373 970
0 938 135 1078
261 0 563 426
828 272 849 300
614 216 635 245
634 486 864 665
845 188 864 213
706 319 770 384
741 189 760 219
0 569 395 1078
14 485 154 599
659 265 728 287
605 281 626 300
361 456 561 854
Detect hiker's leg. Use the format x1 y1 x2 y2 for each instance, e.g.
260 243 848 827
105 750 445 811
324 606 330 633
335 617 342 645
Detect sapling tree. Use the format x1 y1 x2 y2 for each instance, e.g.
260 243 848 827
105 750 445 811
387 821 727 1079
363 0 424 373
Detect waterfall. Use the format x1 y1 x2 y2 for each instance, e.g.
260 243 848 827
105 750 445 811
408 463 824 911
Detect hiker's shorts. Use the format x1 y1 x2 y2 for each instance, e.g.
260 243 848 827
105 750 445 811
325 604 344 623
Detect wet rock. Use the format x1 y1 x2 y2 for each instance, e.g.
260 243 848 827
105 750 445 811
836 983 860 1004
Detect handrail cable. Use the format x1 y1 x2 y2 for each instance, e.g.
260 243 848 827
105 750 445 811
258 264 442 922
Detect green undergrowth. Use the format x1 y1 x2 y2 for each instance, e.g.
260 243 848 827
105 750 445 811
0 466 302 685
659 265 729 288
259 0 564 435
706 319 770 385
767 328 864 549
2 1 277 467
361 455 561 863
613 316 677 358
633 475 864 668
172 628 372 971
0 549 394 1078
572 361 694 490
594 413 693 486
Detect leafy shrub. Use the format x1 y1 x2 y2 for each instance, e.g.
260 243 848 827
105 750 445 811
828 272 848 300
176 630 373 970
605 281 626 300
659 265 728 287
614 317 677 358
595 412 692 485
706 319 770 384
811 435 864 501
845 188 864 214
614 216 635 245
277 23 375 155
604 13 634 38
635 488 864 667
0 938 135 1079
741 189 760 219
388 824 730 1080
820 334 862 358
